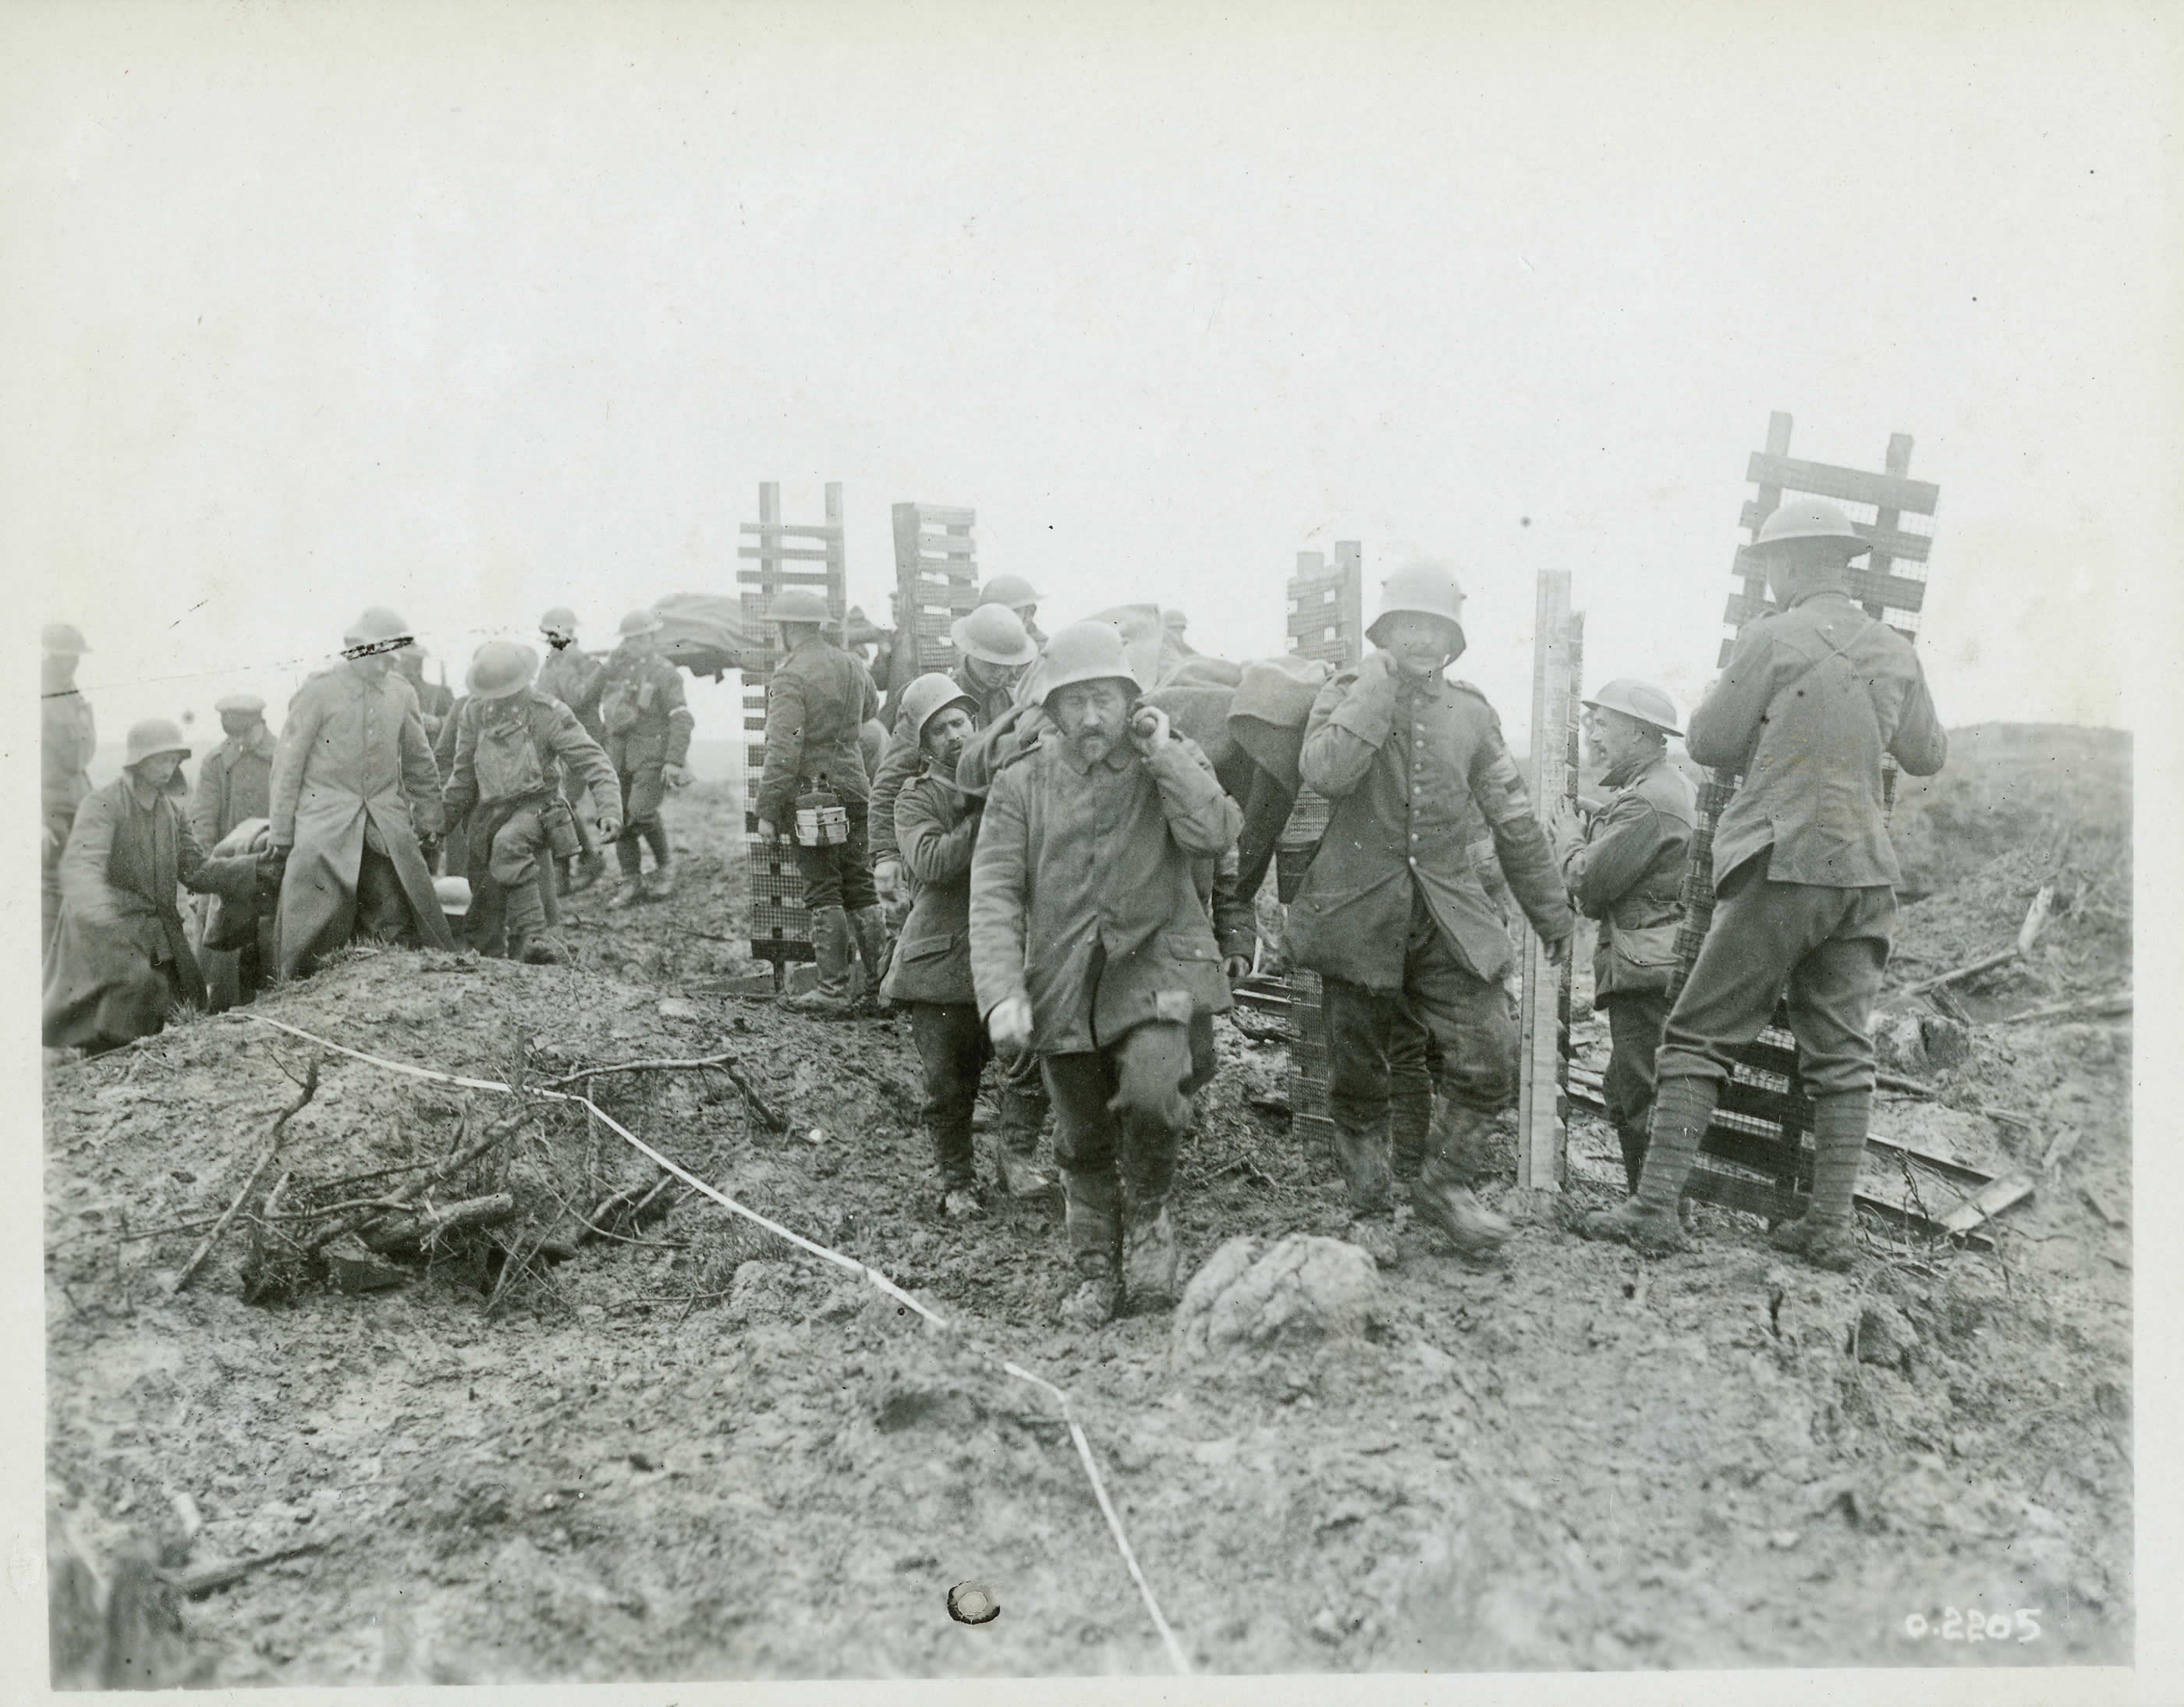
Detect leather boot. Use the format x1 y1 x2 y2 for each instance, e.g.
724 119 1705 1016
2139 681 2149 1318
1058 1166 1122 1328
993 1084 1055 1197
786 907 857 1017
1413 1105 1512 1258
933 1113 980 1218
1122 1194 1179 1311
848 905 890 1013
641 861 675 901
571 850 606 893
1616 1124 1650 1196
1431 1102 1498 1186
1330 1116 1395 1215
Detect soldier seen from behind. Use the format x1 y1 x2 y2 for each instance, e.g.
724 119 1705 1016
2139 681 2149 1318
442 640 622 966
1578 499 1947 1269
1541 679 1697 1194
1286 562 1575 1268
535 605 612 893
597 608 695 909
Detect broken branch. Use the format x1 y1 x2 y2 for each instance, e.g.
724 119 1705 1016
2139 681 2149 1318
172 1052 320 1294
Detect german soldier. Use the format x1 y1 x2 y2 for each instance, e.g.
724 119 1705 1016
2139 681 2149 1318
443 641 622 965
1540 679 1696 1193
535 605 611 893
266 609 456 978
970 623 1242 1327
1287 562 1575 1265
41 623 96 951
598 609 695 909
1579 500 1947 1267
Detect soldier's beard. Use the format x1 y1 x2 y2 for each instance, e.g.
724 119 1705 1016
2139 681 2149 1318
1072 729 1114 764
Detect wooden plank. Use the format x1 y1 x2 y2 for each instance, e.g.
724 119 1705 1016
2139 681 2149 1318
739 521 844 538
911 534 979 558
1745 452 1939 516
737 545 835 562
1517 572 1574 1192
906 503 976 527
1728 559 1929 612
736 569 835 587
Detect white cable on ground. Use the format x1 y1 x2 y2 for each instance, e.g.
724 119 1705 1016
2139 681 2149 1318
239 1012 1191 1676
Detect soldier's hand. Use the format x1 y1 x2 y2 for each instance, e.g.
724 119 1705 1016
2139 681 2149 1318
419 835 443 864
1128 704 1169 757
874 857 905 901
42 823 61 856
662 763 690 790
987 994 1034 1056
1223 953 1254 982
1543 931 1572 968
1540 795 1581 853
755 817 778 844
596 819 621 843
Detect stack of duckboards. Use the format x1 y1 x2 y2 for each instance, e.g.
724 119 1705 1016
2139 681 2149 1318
888 501 981 694
1276 542 1364 1156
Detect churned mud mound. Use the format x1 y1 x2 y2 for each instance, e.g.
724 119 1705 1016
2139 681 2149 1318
45 776 2131 1683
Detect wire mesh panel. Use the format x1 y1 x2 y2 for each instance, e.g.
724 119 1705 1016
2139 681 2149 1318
739 481 847 978
891 502 981 678
1675 415 1940 1219
1280 543 1364 1153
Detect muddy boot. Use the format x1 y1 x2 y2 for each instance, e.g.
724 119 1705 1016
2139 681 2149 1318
606 837 644 909
933 1114 980 1219
1430 1102 1497 1187
993 1084 1055 1198
516 934 572 967
1330 1116 1395 1217
1413 1105 1512 1258
1776 1090 1871 1272
571 850 606 893
1346 1208 1401 1269
1578 1198 1691 1254
848 904 890 1015
641 861 675 902
1058 1166 1122 1328
1616 1124 1650 1197
1122 1196 1180 1312
505 882 568 967
785 907 857 1018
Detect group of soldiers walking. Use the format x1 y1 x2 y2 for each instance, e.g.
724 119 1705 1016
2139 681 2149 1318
40 493 1944 1327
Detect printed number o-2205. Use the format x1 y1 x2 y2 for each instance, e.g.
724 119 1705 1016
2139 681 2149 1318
1902 1609 2040 1643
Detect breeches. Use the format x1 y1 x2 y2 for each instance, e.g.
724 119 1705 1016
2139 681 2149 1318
790 800 877 913
1041 1013 1218 1206
1656 861 1895 1097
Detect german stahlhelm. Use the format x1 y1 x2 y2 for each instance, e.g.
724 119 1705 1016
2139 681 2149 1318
978 573 1043 613
342 607 414 656
434 875 473 919
1367 562 1467 652
1040 622 1143 703
1748 498 1870 559
949 602 1038 667
466 641 540 701
539 605 580 640
899 672 978 742
41 623 90 656
1582 678 1682 738
617 608 665 638
123 719 191 768
765 589 831 626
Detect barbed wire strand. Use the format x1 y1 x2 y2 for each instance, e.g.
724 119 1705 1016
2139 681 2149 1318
239 1010 1192 1676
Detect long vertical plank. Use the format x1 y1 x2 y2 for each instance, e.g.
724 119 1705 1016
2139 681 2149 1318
1517 570 1573 1191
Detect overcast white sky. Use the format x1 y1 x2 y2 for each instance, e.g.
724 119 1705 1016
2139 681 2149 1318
5 2 2176 765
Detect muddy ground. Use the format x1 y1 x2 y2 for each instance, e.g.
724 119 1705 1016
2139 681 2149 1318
44 751 2132 1684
